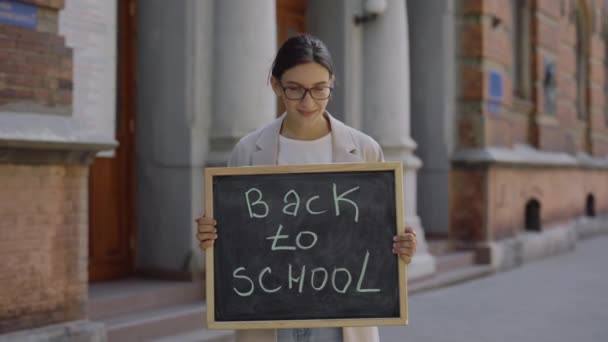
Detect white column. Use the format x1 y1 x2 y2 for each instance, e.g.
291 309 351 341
207 0 277 165
362 0 436 279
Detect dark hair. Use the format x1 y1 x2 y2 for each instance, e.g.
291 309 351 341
270 34 335 81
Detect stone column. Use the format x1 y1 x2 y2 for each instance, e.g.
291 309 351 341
207 0 277 165
362 0 435 279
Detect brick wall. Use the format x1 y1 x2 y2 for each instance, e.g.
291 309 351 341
0 164 88 333
451 0 608 254
449 167 488 244
532 0 608 154
0 1 72 113
458 0 520 148
532 0 566 151
450 165 608 244
457 0 608 154
486 166 608 239
588 0 608 155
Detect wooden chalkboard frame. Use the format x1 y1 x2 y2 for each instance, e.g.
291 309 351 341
204 162 407 330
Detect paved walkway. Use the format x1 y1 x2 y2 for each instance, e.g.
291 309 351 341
380 235 608 342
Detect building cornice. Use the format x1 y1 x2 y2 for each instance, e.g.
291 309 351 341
452 144 608 169
0 112 117 164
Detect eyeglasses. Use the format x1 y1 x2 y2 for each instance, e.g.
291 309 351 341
280 83 333 100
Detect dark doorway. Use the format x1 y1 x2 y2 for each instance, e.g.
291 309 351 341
89 0 137 282
586 194 595 217
525 199 541 232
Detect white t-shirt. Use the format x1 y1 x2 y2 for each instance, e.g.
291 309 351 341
278 133 333 165
276 131 343 342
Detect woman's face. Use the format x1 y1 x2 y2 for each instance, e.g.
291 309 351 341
272 62 333 127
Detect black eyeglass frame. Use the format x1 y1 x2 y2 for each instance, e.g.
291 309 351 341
279 83 334 101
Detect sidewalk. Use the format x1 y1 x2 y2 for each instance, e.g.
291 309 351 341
380 235 608 342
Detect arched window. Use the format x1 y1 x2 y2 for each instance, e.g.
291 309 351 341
525 199 541 232
605 37 608 127
511 0 531 100
604 7 608 126
575 2 590 121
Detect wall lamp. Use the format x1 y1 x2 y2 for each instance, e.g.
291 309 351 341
354 0 387 25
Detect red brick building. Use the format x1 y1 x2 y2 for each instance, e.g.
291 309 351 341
445 0 608 267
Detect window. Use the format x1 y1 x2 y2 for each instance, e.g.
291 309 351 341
511 0 531 99
575 5 589 120
605 38 608 126
604 13 608 126
586 194 595 217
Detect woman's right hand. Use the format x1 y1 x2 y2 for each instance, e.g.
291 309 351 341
196 215 217 250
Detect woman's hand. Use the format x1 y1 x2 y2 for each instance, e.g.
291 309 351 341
393 226 417 264
196 215 217 250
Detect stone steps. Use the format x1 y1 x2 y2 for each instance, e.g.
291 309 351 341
435 250 477 273
153 329 235 342
427 238 478 272
88 278 234 341
88 278 204 321
103 302 207 341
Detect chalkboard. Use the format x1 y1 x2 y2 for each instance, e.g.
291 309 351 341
204 163 407 329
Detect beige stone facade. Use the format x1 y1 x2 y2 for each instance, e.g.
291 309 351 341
0 164 88 333
0 0 111 338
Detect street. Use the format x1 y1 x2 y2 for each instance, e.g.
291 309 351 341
380 235 608 342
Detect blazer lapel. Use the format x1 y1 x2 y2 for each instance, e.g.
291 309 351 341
328 113 363 163
251 114 285 166
250 112 363 166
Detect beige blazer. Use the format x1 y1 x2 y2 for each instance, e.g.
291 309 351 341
227 112 384 342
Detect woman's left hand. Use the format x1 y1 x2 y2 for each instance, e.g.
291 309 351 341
393 226 417 264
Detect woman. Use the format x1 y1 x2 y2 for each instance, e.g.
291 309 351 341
197 34 417 342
